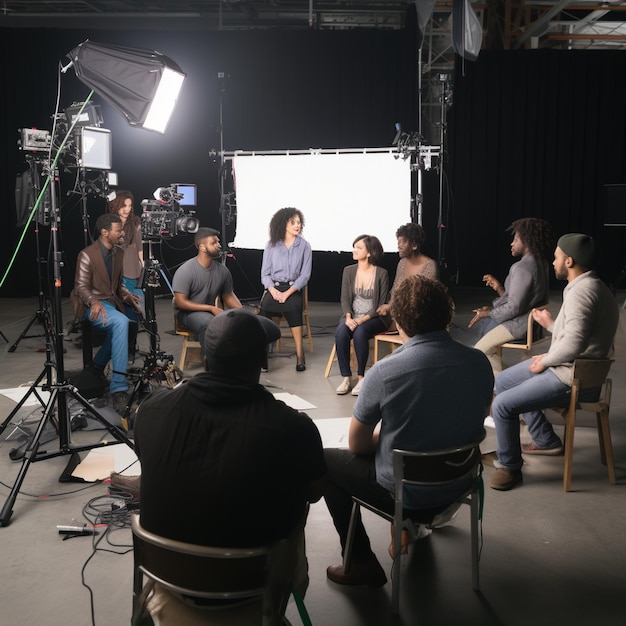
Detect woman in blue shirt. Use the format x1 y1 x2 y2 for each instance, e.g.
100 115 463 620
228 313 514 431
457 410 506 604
260 208 312 371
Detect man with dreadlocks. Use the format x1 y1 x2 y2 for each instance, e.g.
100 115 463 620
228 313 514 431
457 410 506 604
467 218 554 374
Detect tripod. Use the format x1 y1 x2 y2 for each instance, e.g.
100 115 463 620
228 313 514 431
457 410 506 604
121 245 182 428
9 156 53 353
0 162 133 527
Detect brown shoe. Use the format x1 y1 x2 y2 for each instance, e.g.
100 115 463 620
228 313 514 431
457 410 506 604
490 468 523 491
522 442 564 456
109 472 141 504
326 556 387 587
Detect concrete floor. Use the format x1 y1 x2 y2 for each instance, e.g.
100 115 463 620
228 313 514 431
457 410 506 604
0 289 625 626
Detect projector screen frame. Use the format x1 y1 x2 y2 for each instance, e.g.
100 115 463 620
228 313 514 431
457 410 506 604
227 147 414 253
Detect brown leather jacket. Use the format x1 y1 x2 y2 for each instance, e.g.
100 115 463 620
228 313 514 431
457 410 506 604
70 240 133 319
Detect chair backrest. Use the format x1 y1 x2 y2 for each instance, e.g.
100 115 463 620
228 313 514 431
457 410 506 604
392 438 484 495
131 514 271 600
392 435 484 512
571 359 613 391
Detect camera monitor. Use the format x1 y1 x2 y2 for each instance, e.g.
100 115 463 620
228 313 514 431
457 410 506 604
80 126 112 170
173 183 196 206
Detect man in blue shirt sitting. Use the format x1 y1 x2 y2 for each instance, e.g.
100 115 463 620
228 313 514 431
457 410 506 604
324 275 494 587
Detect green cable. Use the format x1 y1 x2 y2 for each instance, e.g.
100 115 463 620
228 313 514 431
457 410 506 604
292 589 313 626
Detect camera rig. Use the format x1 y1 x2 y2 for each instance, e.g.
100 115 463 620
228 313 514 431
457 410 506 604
140 185 200 240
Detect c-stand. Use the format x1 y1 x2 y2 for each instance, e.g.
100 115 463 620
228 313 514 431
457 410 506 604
9 156 53 353
0 159 134 528
215 72 262 301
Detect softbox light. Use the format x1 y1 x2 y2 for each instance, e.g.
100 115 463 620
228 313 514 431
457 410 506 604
65 40 186 133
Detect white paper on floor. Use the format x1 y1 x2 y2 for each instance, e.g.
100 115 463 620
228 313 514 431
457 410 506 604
0 386 51 406
272 392 317 410
72 442 139 482
312 417 350 449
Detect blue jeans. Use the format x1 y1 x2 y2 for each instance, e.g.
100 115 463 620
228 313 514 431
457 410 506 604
84 301 130 394
335 317 387 377
178 311 215 358
492 360 574 470
122 277 144 320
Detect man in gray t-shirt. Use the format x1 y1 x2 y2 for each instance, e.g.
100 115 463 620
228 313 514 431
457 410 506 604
172 227 242 347
324 276 493 588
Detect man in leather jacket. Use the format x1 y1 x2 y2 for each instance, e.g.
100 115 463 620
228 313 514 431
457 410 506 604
71 213 141 415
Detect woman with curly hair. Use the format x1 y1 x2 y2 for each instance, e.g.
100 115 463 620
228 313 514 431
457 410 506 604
468 217 553 374
108 190 143 360
376 222 438 320
260 207 312 371
335 235 390 396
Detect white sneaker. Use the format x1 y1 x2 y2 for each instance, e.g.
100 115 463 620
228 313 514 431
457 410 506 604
484 416 495 428
336 377 351 395
351 379 363 396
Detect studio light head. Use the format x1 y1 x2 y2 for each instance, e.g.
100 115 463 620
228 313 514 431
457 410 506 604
65 40 186 134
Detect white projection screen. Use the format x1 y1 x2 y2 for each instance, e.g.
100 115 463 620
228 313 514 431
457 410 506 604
231 150 411 252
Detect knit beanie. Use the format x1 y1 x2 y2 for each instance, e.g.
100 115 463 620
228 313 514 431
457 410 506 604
556 233 599 270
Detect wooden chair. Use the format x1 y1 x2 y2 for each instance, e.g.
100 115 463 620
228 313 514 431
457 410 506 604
324 341 365 378
547 358 615 492
373 331 403 363
173 297 222 372
273 285 314 353
495 305 548 362
342 438 485 615
173 316 202 372
131 514 311 626
327 329 400 376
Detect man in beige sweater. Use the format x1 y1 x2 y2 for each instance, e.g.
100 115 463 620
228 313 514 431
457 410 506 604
490 233 619 491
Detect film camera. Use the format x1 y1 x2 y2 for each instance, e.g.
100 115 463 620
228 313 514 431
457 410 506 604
140 184 200 239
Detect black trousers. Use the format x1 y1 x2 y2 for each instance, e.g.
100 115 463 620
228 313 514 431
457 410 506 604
323 448 395 561
323 448 450 561
260 283 303 327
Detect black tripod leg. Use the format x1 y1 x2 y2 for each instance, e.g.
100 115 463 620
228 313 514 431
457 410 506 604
0 389 60 526
0 329 7 343
65 387 135 449
8 314 39 353
0 368 48 436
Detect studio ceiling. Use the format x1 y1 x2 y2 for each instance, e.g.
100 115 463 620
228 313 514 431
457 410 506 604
1 1 626 51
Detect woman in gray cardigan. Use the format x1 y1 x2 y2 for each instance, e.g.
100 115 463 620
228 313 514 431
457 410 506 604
469 218 553 374
335 235 389 396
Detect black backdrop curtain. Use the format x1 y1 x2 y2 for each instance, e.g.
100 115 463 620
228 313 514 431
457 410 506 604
0 26 418 300
448 49 626 288
2 26 626 301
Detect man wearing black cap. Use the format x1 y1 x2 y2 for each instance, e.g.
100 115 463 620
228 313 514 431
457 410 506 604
490 233 619 491
133 308 327 620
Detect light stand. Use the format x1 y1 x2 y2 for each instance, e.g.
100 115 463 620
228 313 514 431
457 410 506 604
436 77 451 272
215 72 262 300
217 72 231 265
77 168 94 249
8 156 53 353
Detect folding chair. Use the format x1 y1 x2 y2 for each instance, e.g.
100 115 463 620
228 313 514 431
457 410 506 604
343 438 485 615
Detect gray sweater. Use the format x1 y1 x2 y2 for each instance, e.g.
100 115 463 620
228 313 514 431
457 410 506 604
340 264 389 320
489 253 549 338
542 271 619 385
